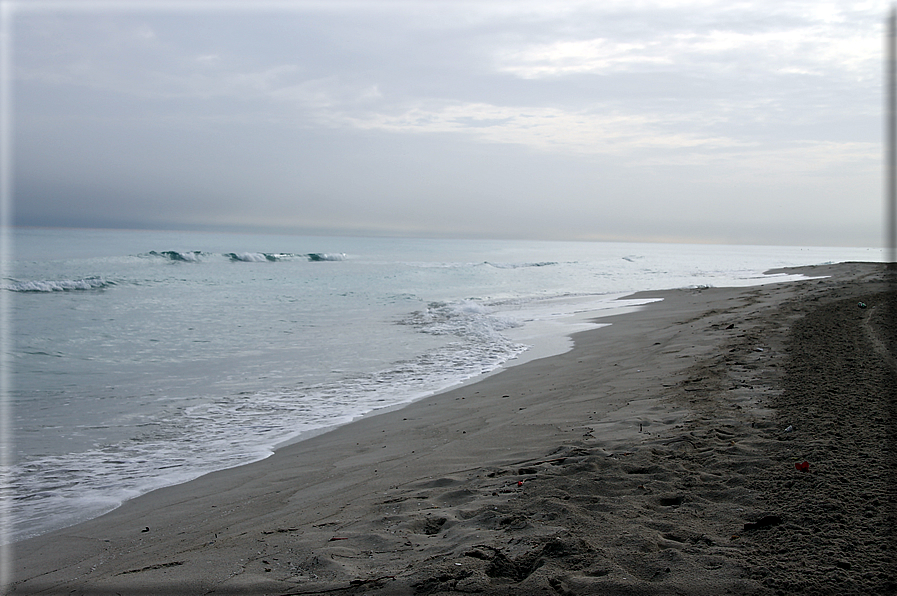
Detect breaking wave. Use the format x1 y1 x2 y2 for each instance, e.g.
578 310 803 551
307 253 346 262
5 277 115 292
227 252 277 262
399 299 523 343
148 250 205 262
147 250 346 263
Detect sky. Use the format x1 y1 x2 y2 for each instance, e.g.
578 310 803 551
6 0 891 246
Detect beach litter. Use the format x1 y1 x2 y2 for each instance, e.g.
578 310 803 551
795 461 810 472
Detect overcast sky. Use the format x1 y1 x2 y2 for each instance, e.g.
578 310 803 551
8 0 889 245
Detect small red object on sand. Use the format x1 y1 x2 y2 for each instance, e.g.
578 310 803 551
517 481 523 487
795 461 809 472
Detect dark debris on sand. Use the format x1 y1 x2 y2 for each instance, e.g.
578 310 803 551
741 288 897 596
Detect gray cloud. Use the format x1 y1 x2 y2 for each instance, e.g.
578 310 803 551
11 0 886 245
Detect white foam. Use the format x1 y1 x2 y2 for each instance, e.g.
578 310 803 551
230 252 269 262
498 295 662 365
6 277 112 292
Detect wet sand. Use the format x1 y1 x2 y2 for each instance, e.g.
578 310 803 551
8 262 896 595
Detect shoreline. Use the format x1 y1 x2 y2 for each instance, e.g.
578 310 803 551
6 290 655 547
8 262 894 594
247 296 661 465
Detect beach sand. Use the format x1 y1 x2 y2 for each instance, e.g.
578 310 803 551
8 262 896 595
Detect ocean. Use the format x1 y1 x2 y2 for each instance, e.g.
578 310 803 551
4 227 882 544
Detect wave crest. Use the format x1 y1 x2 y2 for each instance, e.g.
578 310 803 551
307 253 346 262
5 277 114 292
228 252 276 262
399 299 522 341
148 250 204 262
146 250 345 263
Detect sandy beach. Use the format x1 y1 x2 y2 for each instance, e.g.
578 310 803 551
8 262 895 595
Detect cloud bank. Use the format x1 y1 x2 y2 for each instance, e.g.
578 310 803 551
10 0 886 245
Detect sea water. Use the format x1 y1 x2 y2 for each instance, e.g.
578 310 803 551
4 227 882 543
